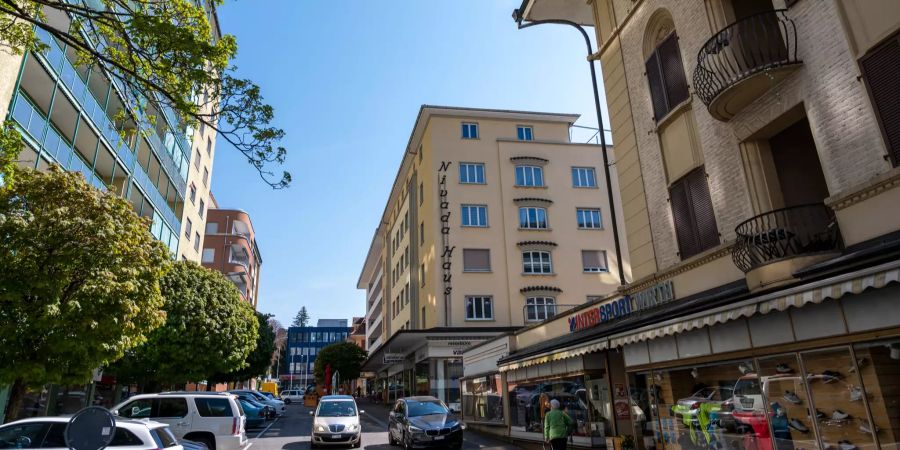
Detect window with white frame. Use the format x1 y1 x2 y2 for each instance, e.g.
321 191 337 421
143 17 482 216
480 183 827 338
515 165 544 187
516 126 534 141
572 167 597 188
465 296 493 320
576 208 603 229
525 297 556 322
523 251 553 274
202 248 215 263
459 163 486 184
581 250 609 273
461 204 488 227
461 122 479 139
519 207 548 229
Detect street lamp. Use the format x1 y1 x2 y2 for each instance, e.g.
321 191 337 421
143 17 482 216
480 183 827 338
512 7 626 286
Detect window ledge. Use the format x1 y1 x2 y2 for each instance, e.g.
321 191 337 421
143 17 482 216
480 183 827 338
573 186 600 189
583 270 611 274
465 318 495 322
518 228 552 232
577 227 605 231
514 185 548 189
654 97 694 131
522 273 557 277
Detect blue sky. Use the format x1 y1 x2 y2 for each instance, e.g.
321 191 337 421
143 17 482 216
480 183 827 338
210 1 610 327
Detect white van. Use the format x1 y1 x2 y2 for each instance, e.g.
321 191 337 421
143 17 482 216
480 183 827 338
280 389 305 404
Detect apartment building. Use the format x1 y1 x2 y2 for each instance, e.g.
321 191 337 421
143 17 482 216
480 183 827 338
358 105 628 410
201 194 262 308
458 1 900 448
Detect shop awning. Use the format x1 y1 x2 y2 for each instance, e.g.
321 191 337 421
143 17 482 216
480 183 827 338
501 339 608 372
362 327 518 374
608 260 900 347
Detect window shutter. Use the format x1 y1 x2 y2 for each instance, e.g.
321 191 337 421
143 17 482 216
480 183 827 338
645 52 668 121
658 33 690 109
463 249 491 272
669 178 700 258
686 169 720 251
861 34 900 167
581 250 608 270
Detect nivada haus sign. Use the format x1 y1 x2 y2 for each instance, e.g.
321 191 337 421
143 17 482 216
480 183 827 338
568 280 675 332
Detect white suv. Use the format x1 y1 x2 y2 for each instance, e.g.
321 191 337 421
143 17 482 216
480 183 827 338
280 389 304 404
113 392 248 450
0 416 182 450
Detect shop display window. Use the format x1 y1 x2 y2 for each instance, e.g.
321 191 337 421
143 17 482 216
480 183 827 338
630 372 664 450
462 374 504 423
853 339 900 450
508 374 608 438
755 354 820 450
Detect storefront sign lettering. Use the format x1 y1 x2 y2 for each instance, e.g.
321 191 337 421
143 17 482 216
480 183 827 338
568 280 675 332
383 353 405 364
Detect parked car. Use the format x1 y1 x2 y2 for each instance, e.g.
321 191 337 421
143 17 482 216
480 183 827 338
0 416 182 450
112 392 248 450
309 395 363 448
232 393 275 420
182 440 210 450
236 397 269 429
388 396 463 450
280 389 305 404
229 390 285 416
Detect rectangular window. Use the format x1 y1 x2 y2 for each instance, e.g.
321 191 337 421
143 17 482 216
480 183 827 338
518 207 548 229
461 204 488 227
419 222 424 245
185 218 193 238
516 126 534 141
461 122 479 139
860 31 900 167
465 296 493 320
523 251 552 274
193 232 200 251
525 297 556 322
572 167 597 188
420 264 426 287
206 137 212 155
459 163 485 184
576 208 603 229
199 199 205 219
194 150 201 169
419 182 423 206
515 165 544 187
581 250 609 273
189 184 197 203
203 167 209 186
645 32 689 121
202 248 215 263
194 398 233 417
463 249 491 272
199 121 206 137
205 222 218 234
669 167 720 259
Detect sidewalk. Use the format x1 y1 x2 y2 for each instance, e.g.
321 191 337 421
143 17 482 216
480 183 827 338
356 399 525 450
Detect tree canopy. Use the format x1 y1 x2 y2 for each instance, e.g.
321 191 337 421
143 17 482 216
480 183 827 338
110 261 258 385
313 342 367 386
0 0 290 188
292 306 309 327
209 311 276 383
0 165 171 419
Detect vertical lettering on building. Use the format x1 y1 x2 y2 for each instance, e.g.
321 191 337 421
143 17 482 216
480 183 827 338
438 161 453 321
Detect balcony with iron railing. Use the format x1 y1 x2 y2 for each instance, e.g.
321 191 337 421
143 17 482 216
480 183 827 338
693 10 802 121
733 203 843 290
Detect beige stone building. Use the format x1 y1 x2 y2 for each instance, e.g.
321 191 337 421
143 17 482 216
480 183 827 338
357 105 629 410
458 1 900 449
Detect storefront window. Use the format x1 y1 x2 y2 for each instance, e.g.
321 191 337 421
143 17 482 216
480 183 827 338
430 359 462 411
13 385 49 419
415 362 429 396
629 372 663 450
462 374 504 423
853 339 900 450
756 354 820 450
508 376 594 437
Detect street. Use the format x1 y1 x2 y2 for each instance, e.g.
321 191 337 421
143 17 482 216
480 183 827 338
248 401 523 450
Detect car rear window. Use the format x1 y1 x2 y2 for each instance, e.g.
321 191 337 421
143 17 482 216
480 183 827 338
194 398 234 417
150 427 179 448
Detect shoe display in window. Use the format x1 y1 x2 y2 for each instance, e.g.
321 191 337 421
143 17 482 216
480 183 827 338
833 410 850 420
738 362 755 375
776 364 793 374
849 386 864 402
816 409 828 420
789 418 810 433
859 420 878 434
839 440 858 450
784 390 803 405
822 370 842 383
848 357 867 374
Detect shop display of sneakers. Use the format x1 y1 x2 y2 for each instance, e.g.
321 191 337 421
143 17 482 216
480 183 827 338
789 418 810 433
859 420 879 434
833 410 850 420
815 409 828 420
822 370 842 383
850 386 864 402
776 364 793 374
839 440 858 450
784 390 803 404
849 357 867 373
738 362 755 374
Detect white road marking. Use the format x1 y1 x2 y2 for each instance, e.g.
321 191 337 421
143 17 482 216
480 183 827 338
253 417 280 439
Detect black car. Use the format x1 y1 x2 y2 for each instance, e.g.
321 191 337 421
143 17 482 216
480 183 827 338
388 396 464 450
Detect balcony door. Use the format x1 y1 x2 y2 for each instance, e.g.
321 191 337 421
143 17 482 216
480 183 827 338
768 117 829 208
724 0 787 71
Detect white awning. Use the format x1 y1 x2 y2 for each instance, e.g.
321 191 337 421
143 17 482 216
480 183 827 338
500 339 608 372
759 264 900 313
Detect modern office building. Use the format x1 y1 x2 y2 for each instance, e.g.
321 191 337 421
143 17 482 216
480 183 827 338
200 194 262 308
357 105 629 411
283 319 352 388
459 1 900 448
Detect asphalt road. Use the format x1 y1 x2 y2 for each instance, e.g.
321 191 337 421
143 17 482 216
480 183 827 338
247 402 522 450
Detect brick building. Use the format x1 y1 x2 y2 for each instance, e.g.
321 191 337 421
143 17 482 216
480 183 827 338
201 193 262 308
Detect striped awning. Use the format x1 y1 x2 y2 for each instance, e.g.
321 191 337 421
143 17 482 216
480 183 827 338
609 304 758 347
759 265 900 313
500 339 608 372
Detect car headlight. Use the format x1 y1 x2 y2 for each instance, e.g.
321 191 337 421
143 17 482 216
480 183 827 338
347 424 360 432
314 424 329 433
409 426 425 434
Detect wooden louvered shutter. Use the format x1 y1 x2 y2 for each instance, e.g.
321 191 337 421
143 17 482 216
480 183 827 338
658 33 690 109
645 52 668 121
669 177 699 258
686 168 720 251
861 33 900 167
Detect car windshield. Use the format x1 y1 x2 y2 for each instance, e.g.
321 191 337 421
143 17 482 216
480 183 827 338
317 401 357 417
407 401 448 417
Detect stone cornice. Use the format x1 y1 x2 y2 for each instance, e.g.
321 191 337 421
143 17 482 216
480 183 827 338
620 243 735 294
826 167 900 211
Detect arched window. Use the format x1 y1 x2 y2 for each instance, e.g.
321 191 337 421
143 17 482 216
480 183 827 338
643 10 689 121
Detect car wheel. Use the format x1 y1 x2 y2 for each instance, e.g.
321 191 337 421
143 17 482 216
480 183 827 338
284 399 292 405
403 432 411 450
388 430 396 446
193 436 215 450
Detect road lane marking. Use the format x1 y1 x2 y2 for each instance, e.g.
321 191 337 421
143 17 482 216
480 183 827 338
253 417 280 439
362 412 388 429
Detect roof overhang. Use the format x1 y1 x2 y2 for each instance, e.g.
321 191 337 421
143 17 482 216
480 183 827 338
361 328 518 374
357 229 384 289
516 0 595 27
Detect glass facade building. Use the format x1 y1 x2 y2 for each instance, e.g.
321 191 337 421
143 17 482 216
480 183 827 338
284 322 352 388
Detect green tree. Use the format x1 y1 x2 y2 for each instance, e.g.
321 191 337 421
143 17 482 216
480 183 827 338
313 342 367 386
0 0 290 188
0 166 171 420
111 261 258 386
292 306 310 327
209 311 276 383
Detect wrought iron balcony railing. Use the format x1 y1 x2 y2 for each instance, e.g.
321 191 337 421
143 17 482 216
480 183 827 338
732 204 842 273
693 10 801 111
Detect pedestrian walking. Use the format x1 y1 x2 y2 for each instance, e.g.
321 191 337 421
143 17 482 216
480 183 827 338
544 399 573 450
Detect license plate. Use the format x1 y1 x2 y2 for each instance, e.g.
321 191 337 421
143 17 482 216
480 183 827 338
332 434 341 439
434 436 444 441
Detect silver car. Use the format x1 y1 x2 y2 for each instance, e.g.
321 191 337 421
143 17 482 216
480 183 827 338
228 390 286 416
309 395 363 448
